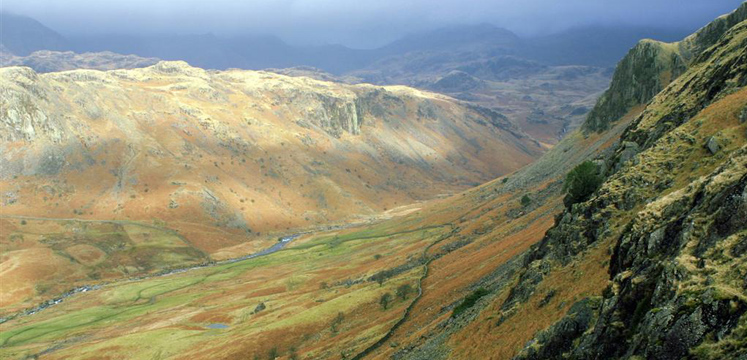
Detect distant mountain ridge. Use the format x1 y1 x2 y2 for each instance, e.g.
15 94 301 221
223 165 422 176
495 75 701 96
0 13 69 56
1 12 698 72
0 13 708 147
518 25 690 67
1 50 159 72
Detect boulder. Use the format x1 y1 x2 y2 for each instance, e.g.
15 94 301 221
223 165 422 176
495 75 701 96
705 136 721 155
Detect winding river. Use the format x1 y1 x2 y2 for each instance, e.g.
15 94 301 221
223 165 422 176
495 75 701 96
0 233 303 324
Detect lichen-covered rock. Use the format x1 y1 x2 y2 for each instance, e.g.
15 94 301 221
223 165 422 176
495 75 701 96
504 11 747 360
584 40 687 132
584 2 747 133
514 298 601 360
706 136 721 154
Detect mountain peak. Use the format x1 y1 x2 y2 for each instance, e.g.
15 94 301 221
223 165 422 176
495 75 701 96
381 23 519 55
0 12 70 56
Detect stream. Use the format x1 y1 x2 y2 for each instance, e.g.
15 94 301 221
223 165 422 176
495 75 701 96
0 233 303 324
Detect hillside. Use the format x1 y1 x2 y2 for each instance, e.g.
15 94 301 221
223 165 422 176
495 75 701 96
0 4 745 360
0 61 542 312
0 90 627 360
382 4 747 359
510 12 747 359
349 31 612 145
0 16 615 146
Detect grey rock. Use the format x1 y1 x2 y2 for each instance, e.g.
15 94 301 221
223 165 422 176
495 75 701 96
615 141 640 171
252 302 266 314
705 136 721 155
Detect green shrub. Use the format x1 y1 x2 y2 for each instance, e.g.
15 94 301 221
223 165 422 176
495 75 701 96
379 293 392 310
330 312 344 334
396 284 413 300
452 288 489 317
563 161 603 207
520 194 532 207
267 347 279 360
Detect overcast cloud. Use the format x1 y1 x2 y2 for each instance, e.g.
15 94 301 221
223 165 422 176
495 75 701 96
2 0 743 48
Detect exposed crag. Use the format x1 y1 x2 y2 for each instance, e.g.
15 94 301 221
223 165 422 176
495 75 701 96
585 2 747 132
511 11 747 360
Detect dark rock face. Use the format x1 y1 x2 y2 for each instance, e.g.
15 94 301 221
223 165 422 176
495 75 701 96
584 40 687 132
510 11 747 360
580 170 747 360
252 302 266 314
584 2 747 133
706 136 722 155
614 141 640 171
515 298 601 360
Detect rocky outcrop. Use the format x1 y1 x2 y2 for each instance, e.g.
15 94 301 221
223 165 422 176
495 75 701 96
678 2 747 60
309 94 362 137
584 40 687 132
581 153 747 360
510 12 747 360
1 50 160 73
585 2 747 132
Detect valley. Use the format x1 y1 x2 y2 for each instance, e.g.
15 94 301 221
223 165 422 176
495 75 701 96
0 61 542 313
1 2 746 360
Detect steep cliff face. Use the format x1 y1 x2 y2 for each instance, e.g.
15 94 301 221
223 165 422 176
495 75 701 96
511 14 747 360
585 2 747 132
584 40 687 132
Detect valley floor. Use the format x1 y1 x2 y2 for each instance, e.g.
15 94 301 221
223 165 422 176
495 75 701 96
0 109 628 359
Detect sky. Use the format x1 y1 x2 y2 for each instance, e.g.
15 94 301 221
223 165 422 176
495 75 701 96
2 0 744 48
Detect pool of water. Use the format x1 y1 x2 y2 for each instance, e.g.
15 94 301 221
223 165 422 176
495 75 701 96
206 323 229 329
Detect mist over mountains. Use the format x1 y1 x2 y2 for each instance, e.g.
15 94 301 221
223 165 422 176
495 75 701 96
1 11 690 73
1 2 746 360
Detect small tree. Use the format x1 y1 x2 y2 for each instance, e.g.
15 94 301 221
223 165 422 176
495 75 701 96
288 346 299 360
396 284 413 300
563 161 603 207
379 292 392 310
372 271 390 286
452 287 489 318
267 347 279 360
520 194 532 207
330 312 344 334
